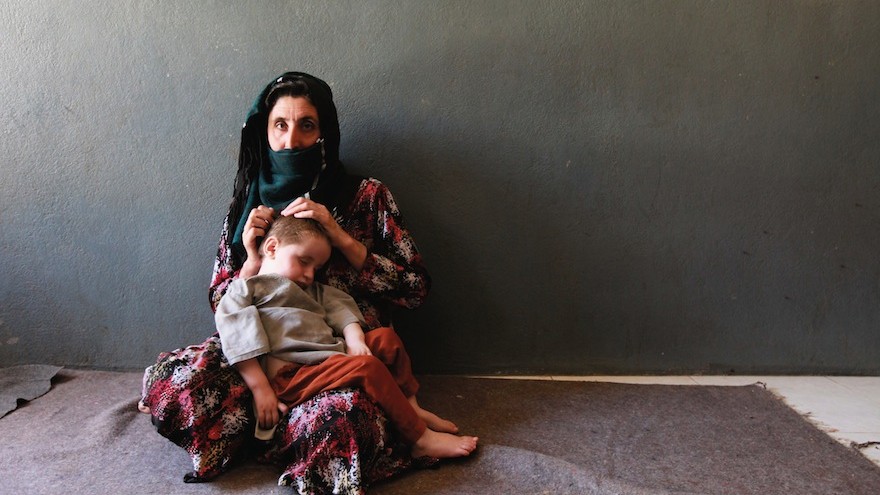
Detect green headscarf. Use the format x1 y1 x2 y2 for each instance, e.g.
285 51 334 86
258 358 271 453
228 72 349 258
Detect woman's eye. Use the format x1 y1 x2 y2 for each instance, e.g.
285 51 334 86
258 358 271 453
302 121 316 131
274 122 286 130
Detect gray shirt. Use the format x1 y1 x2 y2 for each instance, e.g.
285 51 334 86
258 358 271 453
216 273 366 366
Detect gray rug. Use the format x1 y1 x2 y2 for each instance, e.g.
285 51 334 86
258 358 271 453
0 364 62 418
1 369 878 494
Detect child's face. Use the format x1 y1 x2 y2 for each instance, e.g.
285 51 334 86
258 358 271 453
268 234 331 289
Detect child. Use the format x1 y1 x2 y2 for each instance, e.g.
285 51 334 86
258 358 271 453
215 215 478 459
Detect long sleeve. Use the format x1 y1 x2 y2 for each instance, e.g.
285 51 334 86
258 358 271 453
317 284 367 335
210 214 241 312
324 179 431 328
357 180 430 308
214 278 270 365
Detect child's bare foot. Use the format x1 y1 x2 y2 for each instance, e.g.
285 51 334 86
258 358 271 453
412 429 478 459
408 396 458 433
137 401 151 414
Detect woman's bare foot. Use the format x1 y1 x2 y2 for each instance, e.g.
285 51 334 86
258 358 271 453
408 396 458 433
137 401 151 414
411 429 478 459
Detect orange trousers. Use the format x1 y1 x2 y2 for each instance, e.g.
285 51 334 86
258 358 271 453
270 327 426 443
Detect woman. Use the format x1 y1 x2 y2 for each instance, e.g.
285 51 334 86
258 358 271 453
142 72 438 492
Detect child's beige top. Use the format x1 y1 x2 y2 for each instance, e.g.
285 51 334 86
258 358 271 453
216 273 366 366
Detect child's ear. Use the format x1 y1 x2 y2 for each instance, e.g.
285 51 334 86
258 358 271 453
263 237 278 258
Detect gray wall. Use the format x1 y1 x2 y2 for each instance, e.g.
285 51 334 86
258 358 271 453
1 1 878 374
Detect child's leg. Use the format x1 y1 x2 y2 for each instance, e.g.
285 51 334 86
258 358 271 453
272 354 477 458
406 396 458 434
272 354 426 443
365 327 458 433
363 327 419 396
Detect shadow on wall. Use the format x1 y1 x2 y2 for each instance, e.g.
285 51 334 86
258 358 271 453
337 22 880 375
342 46 683 375
330 2 880 375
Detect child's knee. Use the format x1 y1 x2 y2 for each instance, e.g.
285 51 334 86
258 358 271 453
367 327 403 353
348 355 385 373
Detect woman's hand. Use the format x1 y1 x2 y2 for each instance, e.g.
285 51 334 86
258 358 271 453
282 197 368 270
281 197 342 241
241 205 275 277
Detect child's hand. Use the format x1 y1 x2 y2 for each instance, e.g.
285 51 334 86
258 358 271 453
346 340 372 356
342 323 372 356
252 386 287 429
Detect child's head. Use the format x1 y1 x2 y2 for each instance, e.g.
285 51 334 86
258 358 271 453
259 216 332 289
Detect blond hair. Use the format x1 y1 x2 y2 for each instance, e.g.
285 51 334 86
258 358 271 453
261 216 329 257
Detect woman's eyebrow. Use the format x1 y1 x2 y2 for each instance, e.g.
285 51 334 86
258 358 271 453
274 115 316 122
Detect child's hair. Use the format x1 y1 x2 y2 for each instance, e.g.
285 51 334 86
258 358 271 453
261 216 330 257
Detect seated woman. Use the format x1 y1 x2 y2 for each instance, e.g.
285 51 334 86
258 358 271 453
141 72 451 492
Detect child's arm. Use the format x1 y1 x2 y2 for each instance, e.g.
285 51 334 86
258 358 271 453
319 283 370 355
342 322 372 356
234 358 288 429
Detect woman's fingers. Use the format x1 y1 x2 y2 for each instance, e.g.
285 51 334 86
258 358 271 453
281 197 354 251
280 197 316 217
245 206 275 236
282 197 332 225
243 206 275 257
248 206 275 228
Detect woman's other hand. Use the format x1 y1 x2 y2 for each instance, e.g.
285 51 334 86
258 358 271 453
282 197 368 270
282 197 340 238
241 205 275 277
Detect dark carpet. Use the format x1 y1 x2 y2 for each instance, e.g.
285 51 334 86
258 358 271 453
1 369 878 494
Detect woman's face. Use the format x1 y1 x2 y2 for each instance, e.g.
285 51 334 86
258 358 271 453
267 96 321 151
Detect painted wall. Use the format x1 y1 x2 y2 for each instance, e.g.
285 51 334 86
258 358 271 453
1 1 878 374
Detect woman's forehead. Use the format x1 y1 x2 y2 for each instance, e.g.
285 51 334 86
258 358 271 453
269 95 319 119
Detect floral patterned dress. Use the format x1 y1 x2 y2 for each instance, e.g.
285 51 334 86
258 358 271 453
142 178 431 493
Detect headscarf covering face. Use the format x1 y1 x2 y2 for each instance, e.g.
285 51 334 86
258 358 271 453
230 72 347 257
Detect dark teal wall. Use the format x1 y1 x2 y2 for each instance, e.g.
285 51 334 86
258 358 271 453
1 1 878 374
